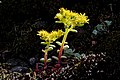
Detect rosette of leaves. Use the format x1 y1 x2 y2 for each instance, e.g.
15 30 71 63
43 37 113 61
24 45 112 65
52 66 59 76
55 40 84 60
92 20 112 36
63 47 87 61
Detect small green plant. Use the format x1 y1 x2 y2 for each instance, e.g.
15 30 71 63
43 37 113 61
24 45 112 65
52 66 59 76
54 7 89 66
37 7 89 73
92 20 112 36
63 48 82 60
37 29 64 69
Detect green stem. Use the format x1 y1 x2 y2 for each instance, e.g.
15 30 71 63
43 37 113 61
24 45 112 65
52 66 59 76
44 44 50 69
44 51 48 69
58 28 69 64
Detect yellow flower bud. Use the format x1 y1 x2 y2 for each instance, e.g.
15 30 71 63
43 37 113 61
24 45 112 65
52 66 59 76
55 8 89 28
37 30 64 43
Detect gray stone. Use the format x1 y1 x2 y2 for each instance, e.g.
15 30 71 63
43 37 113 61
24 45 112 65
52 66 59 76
11 66 28 73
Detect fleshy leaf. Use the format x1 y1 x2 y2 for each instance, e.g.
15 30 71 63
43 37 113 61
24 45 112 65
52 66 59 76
61 56 67 59
104 20 112 26
41 42 46 45
64 42 68 44
52 56 58 60
70 29 78 33
64 49 74 54
74 53 81 59
47 58 52 62
40 58 44 63
63 45 69 50
96 24 103 31
92 30 98 35
49 44 56 48
56 41 62 46
48 47 53 51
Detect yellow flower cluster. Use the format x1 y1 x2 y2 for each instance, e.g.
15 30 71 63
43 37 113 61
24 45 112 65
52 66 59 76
37 30 64 43
54 8 89 28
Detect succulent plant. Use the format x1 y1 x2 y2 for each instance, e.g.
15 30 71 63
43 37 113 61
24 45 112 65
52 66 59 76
92 20 112 38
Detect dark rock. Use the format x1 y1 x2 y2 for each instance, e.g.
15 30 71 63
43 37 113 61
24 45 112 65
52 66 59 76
29 57 36 65
6 58 29 67
11 66 28 73
6 58 19 66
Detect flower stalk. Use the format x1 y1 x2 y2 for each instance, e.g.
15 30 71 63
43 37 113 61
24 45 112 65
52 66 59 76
58 28 69 64
43 47 49 69
54 8 89 66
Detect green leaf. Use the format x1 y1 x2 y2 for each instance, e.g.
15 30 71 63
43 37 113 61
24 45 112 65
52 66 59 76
48 47 53 51
47 58 52 62
49 44 56 48
42 49 45 53
52 56 58 60
70 29 78 33
55 21 63 23
65 42 68 44
64 48 75 54
57 49 60 53
63 48 76 57
80 53 86 58
92 30 98 35
104 20 112 26
61 56 67 59
74 53 81 59
63 45 69 50
40 58 52 63
96 24 103 31
40 58 44 63
56 41 62 46
41 42 47 45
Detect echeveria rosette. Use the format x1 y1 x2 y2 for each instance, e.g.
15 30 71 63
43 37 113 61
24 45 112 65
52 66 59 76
54 8 89 28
